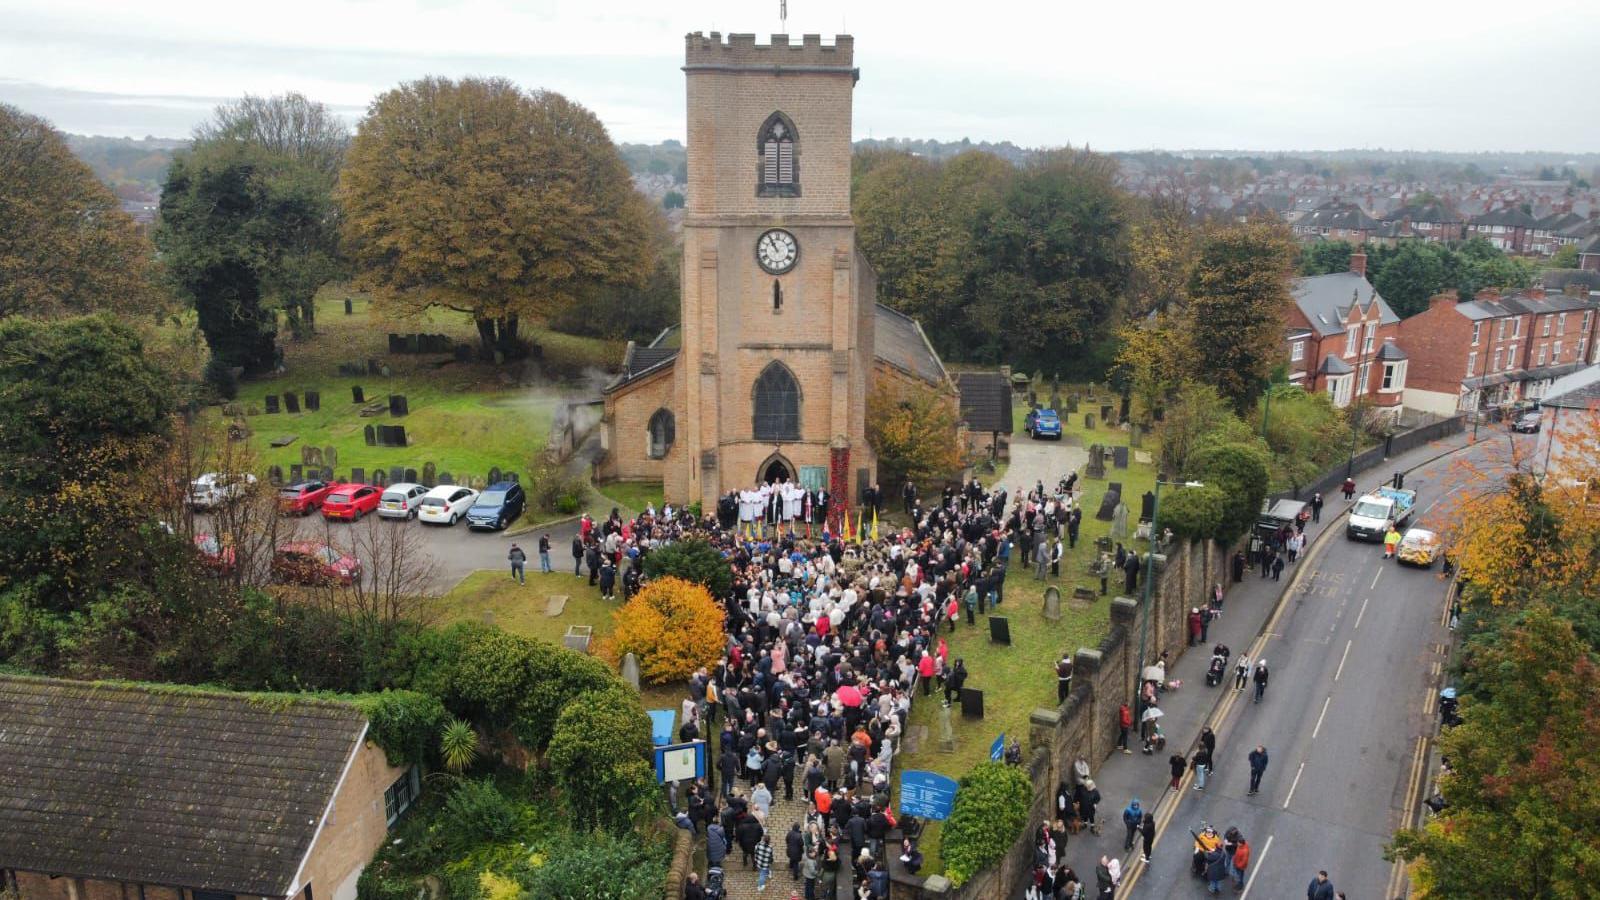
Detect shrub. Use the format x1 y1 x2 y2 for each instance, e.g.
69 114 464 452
942 761 1033 887
1157 483 1227 543
511 640 618 750
528 459 590 516
441 779 519 850
433 624 617 751
440 718 479 774
202 355 238 400
1189 441 1270 543
547 684 659 831
602 576 726 684
353 689 450 768
641 537 731 597
519 830 669 899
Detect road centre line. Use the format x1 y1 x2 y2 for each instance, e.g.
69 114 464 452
1354 596 1369 630
1283 761 1306 809
1371 567 1383 590
1312 695 1332 738
1334 639 1352 681
1239 834 1274 900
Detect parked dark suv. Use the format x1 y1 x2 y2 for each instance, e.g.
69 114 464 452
466 481 525 530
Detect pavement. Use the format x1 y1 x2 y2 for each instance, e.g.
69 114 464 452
1040 429 1496 898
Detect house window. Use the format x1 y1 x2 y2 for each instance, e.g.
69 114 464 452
1363 321 1377 354
756 113 799 198
1583 311 1593 334
1537 345 1547 366
1511 317 1521 338
1471 322 1481 346
1558 313 1567 335
1553 340 1563 360
647 408 675 459
1345 325 1360 357
1290 341 1305 361
1492 348 1502 372
1327 375 1351 406
1382 362 1405 391
1356 361 1371 395
752 362 801 441
1496 318 1507 340
1507 345 1518 369
1466 351 1477 377
384 766 421 827
1543 315 1552 336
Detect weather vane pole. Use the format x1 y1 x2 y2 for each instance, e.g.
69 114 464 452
780 0 787 31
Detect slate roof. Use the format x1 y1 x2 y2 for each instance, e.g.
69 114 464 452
1542 364 1600 410
1376 339 1408 361
1295 200 1378 231
605 330 681 393
1581 233 1600 255
1319 354 1354 375
954 372 1014 433
0 676 367 897
1291 271 1399 337
874 304 949 386
1471 206 1540 228
1387 199 1463 224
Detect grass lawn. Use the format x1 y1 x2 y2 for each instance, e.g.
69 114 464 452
436 570 682 714
597 481 667 517
214 289 617 483
895 384 1158 872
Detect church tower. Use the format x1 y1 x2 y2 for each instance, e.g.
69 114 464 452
672 33 877 511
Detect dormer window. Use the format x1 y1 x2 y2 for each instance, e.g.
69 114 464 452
757 112 799 198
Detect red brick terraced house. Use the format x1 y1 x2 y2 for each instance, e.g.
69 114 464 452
1396 286 1600 416
1291 199 1379 244
1283 253 1407 419
1466 205 1542 254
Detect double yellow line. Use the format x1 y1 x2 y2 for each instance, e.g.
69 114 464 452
1389 734 1428 898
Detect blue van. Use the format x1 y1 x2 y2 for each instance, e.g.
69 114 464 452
466 481 526 530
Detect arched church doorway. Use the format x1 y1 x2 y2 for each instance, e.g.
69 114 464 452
760 455 792 485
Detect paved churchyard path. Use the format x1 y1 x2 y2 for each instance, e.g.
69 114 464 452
996 436 1089 501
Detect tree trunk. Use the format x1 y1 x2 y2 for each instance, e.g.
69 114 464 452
300 296 316 334
476 317 497 360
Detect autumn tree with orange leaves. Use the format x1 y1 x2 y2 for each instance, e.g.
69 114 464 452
602 576 725 684
866 380 965 490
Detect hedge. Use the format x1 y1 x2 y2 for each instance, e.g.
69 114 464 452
941 761 1033 886
353 689 450 768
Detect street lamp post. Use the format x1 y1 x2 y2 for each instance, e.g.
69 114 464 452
1134 479 1205 718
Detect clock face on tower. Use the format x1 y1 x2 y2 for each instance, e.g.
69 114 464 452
756 229 799 274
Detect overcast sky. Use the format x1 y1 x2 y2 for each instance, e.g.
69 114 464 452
2 0 1596 151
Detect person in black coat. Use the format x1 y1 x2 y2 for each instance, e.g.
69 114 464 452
718 747 740 798
571 534 584 575
735 816 764 867
786 822 805 879
1067 507 1082 549
1232 549 1246 583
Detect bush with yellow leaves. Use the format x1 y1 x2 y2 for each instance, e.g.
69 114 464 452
601 575 725 684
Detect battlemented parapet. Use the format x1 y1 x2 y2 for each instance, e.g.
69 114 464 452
684 32 855 74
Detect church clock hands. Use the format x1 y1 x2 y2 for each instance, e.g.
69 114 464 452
756 228 799 274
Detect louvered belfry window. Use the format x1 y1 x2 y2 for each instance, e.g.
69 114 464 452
757 113 799 197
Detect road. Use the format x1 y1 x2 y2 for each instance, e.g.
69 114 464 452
1126 437 1514 898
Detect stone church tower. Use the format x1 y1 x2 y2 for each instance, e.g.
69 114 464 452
601 34 952 514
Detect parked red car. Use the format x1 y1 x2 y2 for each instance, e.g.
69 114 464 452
193 533 236 576
272 541 361 586
278 480 332 516
321 483 381 521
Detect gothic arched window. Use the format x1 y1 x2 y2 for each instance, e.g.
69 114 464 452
752 362 801 441
647 408 675 459
757 112 799 198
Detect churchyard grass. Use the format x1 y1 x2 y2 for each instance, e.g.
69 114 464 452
894 385 1157 873
598 481 667 517
210 290 617 483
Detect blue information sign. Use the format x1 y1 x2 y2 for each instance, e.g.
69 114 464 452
653 740 707 783
990 733 1006 761
647 709 675 746
899 770 960 821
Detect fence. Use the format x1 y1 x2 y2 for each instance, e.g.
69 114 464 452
1270 414 1465 503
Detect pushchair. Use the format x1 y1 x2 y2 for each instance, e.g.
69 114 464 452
1205 654 1227 687
704 865 726 900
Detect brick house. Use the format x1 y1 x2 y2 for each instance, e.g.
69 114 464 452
1580 233 1600 272
0 676 415 900
1378 198 1465 244
1467 205 1542 254
1292 199 1379 244
1283 253 1406 416
1533 364 1600 479
1397 287 1600 415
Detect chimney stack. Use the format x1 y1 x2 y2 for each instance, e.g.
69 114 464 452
1428 291 1459 310
1349 251 1368 278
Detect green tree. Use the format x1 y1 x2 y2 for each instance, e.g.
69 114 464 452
942 762 1033 886
1374 241 1448 317
0 104 159 318
641 537 733 598
1389 607 1600 896
1157 483 1226 542
865 380 965 488
661 190 684 209
518 831 669 900
340 77 654 359
546 684 658 831
1189 442 1271 543
1156 382 1249 477
1187 221 1298 411
1551 243 1579 268
1298 239 1354 276
1258 387 1346 491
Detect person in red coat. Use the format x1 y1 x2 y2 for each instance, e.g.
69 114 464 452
1188 608 1204 647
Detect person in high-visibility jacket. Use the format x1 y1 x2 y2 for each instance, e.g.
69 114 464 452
1384 524 1402 558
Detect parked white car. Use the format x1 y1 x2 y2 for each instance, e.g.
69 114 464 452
186 472 257 510
416 485 479 526
378 483 429 520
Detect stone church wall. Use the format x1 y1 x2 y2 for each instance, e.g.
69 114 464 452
598 366 678 487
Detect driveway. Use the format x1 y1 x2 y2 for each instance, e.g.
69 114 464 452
993 434 1089 497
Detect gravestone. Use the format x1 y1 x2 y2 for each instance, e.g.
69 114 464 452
304 390 320 411
488 466 503 485
1084 413 1095 429
1072 586 1097 605
1095 487 1121 521
1100 404 1112 424
404 468 418 484
307 446 324 466
564 625 593 655
290 464 303 482
1141 491 1156 523
422 462 437 486
352 385 365 404
1066 395 1079 413
439 471 453 486
267 465 284 485
319 466 333 482
389 466 405 485
387 334 404 354
324 446 337 469
1129 425 1143 448
388 395 408 417
386 425 408 447
1049 392 1061 412
621 652 640 687
344 297 353 315
988 615 1011 645
351 467 365 485
269 434 297 448
246 405 259 416
265 395 280 414
960 688 985 720
1085 444 1106 478
1111 502 1129 541
1112 446 1130 469
222 403 243 417
364 424 376 446
1119 395 1131 423
546 595 569 617
937 702 957 752
1042 586 1062 622
372 469 388 487
284 392 299 413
